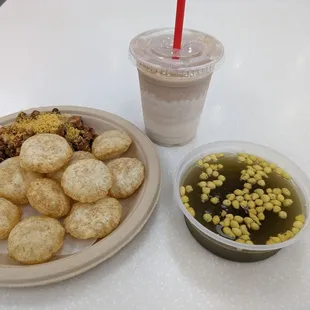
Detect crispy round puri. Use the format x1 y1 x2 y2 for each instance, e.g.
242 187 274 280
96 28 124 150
0 198 21 239
64 197 122 239
61 159 112 203
8 216 65 265
47 151 95 183
92 130 132 161
107 158 145 199
26 178 71 218
20 133 73 173
0 157 41 205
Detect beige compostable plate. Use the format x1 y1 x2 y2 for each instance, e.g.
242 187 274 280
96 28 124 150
0 106 161 287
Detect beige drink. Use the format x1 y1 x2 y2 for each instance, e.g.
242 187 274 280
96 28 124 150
129 28 224 146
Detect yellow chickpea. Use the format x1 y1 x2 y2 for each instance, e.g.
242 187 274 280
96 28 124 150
181 195 189 203
212 215 221 225
234 189 244 196
200 172 208 180
278 211 287 219
282 172 291 180
218 175 226 182
256 206 265 213
282 188 291 197
203 213 212 222
188 207 195 217
206 167 213 176
234 216 244 224
293 221 304 229
236 195 244 202
248 178 257 185
213 180 223 187
240 225 250 236
207 181 216 189
185 185 193 193
244 183 252 190
243 188 250 194
201 194 209 202
232 228 242 237
295 214 305 223
264 166 272 174
273 188 282 195
180 186 186 196
198 181 207 187
264 202 274 211
210 197 219 205
244 194 251 201
202 187 211 194
197 159 203 167
223 199 232 207
251 193 259 201
250 222 260 231
261 194 270 203
232 200 240 209
257 180 266 187
240 201 248 208
283 199 293 207
203 163 210 169
212 171 219 178
248 201 256 209
230 220 239 229
257 212 265 221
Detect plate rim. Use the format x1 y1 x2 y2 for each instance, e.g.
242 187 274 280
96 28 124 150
0 105 161 287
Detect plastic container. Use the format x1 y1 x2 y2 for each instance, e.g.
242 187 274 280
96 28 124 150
129 28 224 146
173 141 310 262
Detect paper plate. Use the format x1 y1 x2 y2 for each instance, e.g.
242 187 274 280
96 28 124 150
0 106 161 287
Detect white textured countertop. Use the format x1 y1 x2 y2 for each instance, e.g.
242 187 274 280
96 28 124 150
0 0 310 309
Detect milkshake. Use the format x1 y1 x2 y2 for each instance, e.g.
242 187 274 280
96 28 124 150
129 28 224 146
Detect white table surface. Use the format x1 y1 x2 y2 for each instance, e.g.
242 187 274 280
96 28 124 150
0 0 310 309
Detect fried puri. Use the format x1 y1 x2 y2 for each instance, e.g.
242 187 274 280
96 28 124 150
92 130 132 160
0 157 41 205
46 151 95 183
8 216 65 264
0 198 21 239
64 197 122 239
20 133 73 173
26 178 71 218
107 157 145 199
61 159 112 203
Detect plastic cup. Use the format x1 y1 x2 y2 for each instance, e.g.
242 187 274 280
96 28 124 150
129 28 224 146
173 141 310 262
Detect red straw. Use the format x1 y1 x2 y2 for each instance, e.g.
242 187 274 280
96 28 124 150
172 0 186 59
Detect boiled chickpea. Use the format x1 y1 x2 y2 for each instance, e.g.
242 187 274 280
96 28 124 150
232 200 240 209
257 180 266 187
202 187 211 194
203 213 212 222
278 211 287 219
283 199 293 207
180 186 186 196
188 208 195 217
210 197 219 205
212 215 221 225
185 185 193 193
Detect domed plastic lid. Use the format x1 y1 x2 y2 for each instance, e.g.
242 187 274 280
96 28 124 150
129 28 224 78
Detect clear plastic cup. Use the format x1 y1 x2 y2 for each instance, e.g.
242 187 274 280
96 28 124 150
129 28 224 147
173 141 310 262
